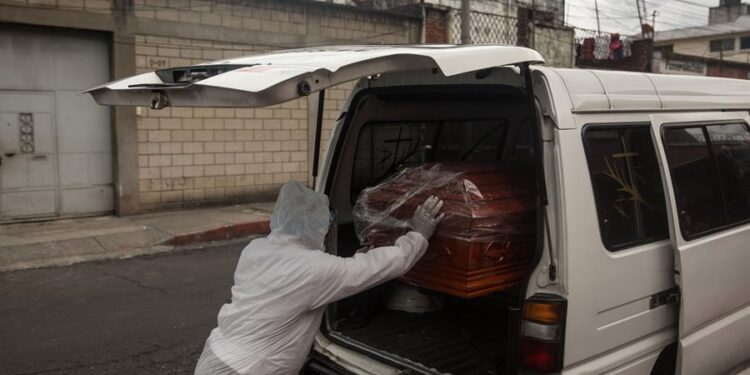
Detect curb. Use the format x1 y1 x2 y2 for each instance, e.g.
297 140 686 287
165 220 271 246
0 219 271 273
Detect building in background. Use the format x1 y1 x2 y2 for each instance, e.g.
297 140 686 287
710 0 750 24
573 29 653 72
349 0 575 67
0 0 582 221
0 0 420 220
653 1 750 79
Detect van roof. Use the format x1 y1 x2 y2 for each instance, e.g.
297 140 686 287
544 67 750 113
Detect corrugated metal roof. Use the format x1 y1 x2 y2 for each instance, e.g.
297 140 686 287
655 16 750 41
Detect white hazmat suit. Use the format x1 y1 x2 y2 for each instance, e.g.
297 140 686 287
194 181 438 374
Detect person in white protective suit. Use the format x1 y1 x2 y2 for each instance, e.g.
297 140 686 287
194 180 444 375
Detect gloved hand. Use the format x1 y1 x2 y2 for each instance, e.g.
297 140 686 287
411 195 445 240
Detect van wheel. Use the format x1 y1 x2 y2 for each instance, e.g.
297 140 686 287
650 343 677 375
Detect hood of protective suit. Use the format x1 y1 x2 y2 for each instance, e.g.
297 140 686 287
268 181 330 250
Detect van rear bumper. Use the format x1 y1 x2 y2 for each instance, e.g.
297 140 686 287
303 351 354 375
308 333 402 375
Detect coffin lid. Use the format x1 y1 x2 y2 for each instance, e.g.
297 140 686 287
85 45 544 108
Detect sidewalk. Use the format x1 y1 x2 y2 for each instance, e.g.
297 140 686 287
0 203 274 273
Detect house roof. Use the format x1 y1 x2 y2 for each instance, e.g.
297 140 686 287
655 15 750 42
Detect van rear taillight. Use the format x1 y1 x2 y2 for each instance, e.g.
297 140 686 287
520 339 561 372
519 295 566 373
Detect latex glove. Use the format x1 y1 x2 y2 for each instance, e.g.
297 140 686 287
411 195 445 240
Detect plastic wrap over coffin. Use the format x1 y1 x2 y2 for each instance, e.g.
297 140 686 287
353 163 537 298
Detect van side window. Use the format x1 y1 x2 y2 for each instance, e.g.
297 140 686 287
583 126 669 250
663 123 750 239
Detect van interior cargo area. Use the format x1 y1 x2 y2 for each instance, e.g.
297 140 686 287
323 86 538 374
330 282 517 375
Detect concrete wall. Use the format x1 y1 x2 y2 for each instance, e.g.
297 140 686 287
532 24 574 68
1 0 420 214
652 52 707 76
707 61 750 78
423 0 516 16
709 3 749 25
423 5 448 43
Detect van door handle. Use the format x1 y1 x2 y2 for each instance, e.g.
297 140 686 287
649 288 680 309
4 152 15 157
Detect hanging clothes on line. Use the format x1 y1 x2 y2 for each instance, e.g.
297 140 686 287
622 38 632 58
594 35 610 60
581 37 596 60
609 33 623 60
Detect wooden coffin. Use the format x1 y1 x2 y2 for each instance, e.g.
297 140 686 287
358 162 537 298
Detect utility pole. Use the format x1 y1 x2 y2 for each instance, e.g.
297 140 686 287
594 0 601 35
646 9 657 73
636 0 651 38
461 0 471 44
636 0 644 38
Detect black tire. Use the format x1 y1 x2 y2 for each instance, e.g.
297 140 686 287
650 343 677 375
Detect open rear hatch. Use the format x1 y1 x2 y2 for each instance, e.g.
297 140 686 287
86 45 543 108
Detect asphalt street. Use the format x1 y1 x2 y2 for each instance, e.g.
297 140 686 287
0 241 249 375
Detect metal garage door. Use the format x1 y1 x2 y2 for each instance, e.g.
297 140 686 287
0 25 112 221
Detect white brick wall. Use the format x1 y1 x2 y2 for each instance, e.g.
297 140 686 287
1 0 419 211
2 0 112 12
130 2 417 211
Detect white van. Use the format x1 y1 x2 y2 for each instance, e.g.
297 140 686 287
89 45 750 375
